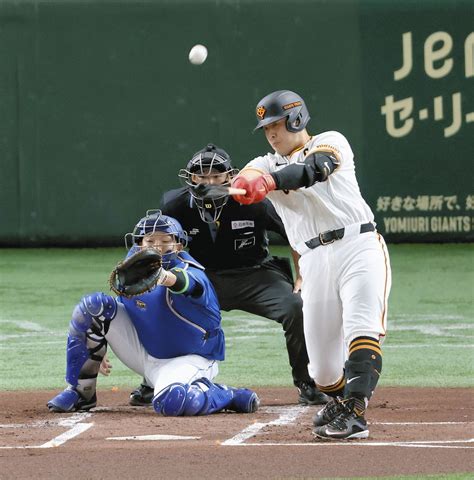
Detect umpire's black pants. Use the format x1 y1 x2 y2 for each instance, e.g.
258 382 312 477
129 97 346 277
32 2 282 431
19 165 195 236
206 256 312 385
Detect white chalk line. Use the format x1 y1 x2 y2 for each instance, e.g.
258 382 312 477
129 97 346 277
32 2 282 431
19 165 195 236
221 405 305 446
0 412 93 449
221 407 474 449
228 440 474 449
107 434 200 441
1 407 472 449
372 421 472 425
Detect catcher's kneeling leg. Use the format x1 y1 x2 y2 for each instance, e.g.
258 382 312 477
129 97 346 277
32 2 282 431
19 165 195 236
152 378 259 416
48 293 117 412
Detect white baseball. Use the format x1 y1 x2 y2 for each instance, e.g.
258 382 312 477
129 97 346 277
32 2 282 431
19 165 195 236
188 44 208 65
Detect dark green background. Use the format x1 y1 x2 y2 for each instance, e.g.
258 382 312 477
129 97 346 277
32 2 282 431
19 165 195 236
0 0 472 245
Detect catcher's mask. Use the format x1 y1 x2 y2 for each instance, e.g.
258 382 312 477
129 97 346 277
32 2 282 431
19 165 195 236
254 90 310 133
125 210 188 267
178 143 238 223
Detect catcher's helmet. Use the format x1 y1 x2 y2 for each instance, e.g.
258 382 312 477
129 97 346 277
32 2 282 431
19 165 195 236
178 144 238 223
254 90 310 133
125 211 188 266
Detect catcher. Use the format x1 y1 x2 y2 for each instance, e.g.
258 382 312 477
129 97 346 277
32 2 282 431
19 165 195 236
47 212 259 416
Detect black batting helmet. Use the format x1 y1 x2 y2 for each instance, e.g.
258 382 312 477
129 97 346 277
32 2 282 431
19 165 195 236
254 90 310 133
178 144 238 223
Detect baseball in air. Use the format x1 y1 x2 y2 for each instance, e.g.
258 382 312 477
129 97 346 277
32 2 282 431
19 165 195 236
188 44 208 65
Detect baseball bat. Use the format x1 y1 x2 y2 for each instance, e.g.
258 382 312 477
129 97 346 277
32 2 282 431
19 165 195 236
226 187 247 195
189 184 246 198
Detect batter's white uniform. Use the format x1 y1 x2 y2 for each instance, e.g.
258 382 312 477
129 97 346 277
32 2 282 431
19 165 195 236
244 130 391 388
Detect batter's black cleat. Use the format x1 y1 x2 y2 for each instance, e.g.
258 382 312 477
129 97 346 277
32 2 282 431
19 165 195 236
295 380 330 405
129 383 154 406
313 397 369 440
313 397 346 427
47 387 97 413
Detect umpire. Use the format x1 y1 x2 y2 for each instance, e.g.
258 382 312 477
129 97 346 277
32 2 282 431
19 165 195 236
130 144 328 406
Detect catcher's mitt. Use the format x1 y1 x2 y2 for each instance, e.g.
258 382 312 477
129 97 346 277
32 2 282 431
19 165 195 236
109 248 163 298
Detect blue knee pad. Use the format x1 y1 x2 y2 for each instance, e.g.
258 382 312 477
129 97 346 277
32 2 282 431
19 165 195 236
152 379 234 416
153 383 188 416
152 383 207 416
71 292 117 333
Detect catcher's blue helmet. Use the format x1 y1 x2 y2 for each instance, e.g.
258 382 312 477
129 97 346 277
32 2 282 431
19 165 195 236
125 211 188 266
130 211 188 247
254 90 310 133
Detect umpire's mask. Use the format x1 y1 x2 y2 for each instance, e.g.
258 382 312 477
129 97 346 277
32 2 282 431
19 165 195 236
178 143 238 223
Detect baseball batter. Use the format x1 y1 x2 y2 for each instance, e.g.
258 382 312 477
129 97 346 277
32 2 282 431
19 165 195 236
47 212 259 416
231 90 391 439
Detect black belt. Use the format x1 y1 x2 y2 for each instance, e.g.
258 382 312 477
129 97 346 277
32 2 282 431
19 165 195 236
305 222 375 249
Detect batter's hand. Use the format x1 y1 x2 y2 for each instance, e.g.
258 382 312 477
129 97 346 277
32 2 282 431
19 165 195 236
231 174 276 205
230 176 253 204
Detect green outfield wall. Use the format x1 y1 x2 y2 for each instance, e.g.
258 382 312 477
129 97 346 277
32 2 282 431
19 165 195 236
0 0 472 245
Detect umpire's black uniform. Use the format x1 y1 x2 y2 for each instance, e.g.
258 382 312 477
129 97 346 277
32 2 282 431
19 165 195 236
161 187 313 388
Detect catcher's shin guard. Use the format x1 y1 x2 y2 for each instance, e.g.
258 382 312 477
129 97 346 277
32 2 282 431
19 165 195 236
344 336 382 400
65 293 116 390
195 378 259 414
152 380 233 416
152 379 259 416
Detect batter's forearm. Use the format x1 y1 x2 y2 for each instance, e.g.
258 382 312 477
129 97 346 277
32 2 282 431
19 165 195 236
270 152 339 190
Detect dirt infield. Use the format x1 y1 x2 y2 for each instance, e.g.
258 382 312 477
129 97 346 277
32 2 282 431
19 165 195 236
0 387 472 479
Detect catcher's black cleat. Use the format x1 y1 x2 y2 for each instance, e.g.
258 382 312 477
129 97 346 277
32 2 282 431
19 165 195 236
296 380 330 405
313 397 369 440
313 397 346 427
129 383 154 406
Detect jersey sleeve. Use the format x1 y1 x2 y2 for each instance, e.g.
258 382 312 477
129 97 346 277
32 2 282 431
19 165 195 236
244 154 275 174
310 131 353 167
178 268 213 306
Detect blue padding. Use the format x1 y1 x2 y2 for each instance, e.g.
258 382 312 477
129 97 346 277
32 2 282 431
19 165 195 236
152 383 188 416
71 293 117 333
191 378 233 415
182 385 206 415
71 304 93 333
65 334 89 386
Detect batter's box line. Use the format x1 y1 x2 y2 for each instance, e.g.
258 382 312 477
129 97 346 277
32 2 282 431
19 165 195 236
221 405 306 445
221 406 474 448
0 412 93 449
226 439 474 449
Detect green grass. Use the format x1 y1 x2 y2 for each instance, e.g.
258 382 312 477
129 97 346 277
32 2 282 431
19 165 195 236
0 244 473 390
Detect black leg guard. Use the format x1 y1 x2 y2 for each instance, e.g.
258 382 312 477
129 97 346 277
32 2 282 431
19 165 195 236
344 336 382 401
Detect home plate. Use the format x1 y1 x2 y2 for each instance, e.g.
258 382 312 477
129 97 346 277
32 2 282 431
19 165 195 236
107 434 200 441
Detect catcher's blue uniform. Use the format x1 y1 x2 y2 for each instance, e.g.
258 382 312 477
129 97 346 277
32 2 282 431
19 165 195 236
120 251 224 361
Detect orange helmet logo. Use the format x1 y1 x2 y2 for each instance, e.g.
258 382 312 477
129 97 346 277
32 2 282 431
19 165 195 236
256 106 266 120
